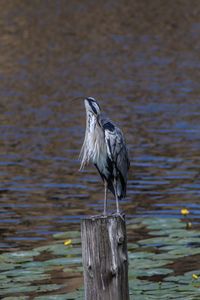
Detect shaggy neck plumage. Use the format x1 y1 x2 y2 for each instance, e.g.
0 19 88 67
79 112 99 170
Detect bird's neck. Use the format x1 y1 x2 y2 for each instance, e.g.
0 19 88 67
86 113 98 133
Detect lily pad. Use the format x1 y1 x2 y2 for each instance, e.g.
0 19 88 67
1 217 200 300
53 231 80 239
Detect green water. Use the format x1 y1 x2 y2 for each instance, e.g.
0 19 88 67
1 216 200 299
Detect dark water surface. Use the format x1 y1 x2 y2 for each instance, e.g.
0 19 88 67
0 1 200 298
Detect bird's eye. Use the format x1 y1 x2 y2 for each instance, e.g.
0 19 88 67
86 97 95 102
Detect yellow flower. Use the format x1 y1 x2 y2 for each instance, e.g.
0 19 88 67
64 239 72 246
192 274 199 280
181 208 189 216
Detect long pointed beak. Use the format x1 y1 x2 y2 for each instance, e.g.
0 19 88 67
70 96 85 103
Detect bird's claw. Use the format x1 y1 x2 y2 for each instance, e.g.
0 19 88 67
112 211 125 221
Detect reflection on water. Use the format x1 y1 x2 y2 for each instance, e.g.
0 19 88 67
0 0 200 298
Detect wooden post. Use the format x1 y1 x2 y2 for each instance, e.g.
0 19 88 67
81 214 129 300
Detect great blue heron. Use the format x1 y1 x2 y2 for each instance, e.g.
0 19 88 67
79 97 130 215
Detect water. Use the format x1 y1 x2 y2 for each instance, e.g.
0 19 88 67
0 1 200 298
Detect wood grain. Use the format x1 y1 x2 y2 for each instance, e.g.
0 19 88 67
81 214 129 300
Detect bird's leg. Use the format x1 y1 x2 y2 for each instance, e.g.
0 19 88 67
113 180 124 221
113 178 120 214
103 181 108 216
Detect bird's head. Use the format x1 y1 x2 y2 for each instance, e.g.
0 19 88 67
84 97 101 116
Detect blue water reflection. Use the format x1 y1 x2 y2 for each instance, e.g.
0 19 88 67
0 1 199 257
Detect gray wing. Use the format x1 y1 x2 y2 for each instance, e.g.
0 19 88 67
99 115 130 198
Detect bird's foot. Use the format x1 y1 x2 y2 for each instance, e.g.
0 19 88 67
112 210 125 221
89 213 108 220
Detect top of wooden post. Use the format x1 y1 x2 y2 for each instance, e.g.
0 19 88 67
81 213 129 300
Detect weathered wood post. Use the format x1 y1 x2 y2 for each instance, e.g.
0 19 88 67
81 214 129 300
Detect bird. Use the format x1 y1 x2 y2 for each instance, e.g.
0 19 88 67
79 97 130 215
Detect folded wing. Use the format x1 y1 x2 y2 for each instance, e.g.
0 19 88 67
100 117 130 199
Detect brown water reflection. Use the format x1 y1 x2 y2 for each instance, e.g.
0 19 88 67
0 0 200 297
